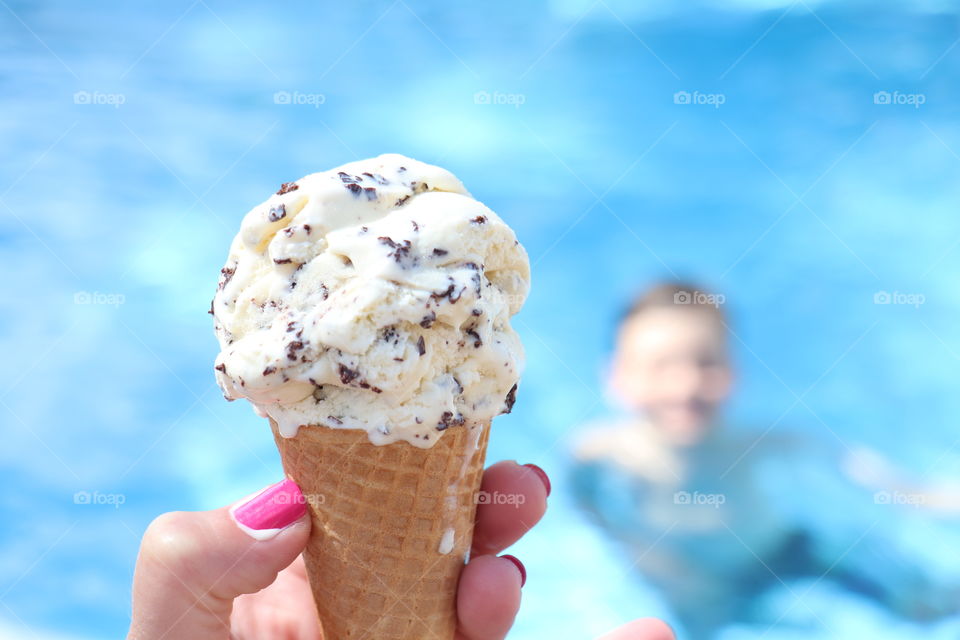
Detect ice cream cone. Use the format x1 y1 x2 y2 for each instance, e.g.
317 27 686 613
271 419 490 640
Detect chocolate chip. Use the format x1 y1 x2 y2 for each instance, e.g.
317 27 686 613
466 327 482 348
338 363 360 384
420 311 436 328
417 335 426 356
303 224 312 234
327 415 343 425
338 172 358 184
263 366 277 375
219 266 236 290
432 248 448 257
411 220 419 232
360 226 369 234
277 182 298 195
274 258 293 264
362 172 388 185
208 299 215 315
503 383 518 414
345 183 362 195
215 363 226 373
286 341 304 360
378 236 414 265
437 411 465 431
269 204 286 222
471 215 487 224
398 166 407 172
286 322 297 332
363 186 377 200
396 195 411 207
471 309 482 316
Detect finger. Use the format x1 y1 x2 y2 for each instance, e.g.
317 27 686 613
128 479 310 640
596 618 676 640
231 556 321 640
456 554 524 640
472 461 549 555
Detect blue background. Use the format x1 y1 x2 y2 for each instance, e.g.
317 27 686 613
2 0 960 637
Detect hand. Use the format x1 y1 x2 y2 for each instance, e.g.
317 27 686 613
128 461 549 640
127 461 673 640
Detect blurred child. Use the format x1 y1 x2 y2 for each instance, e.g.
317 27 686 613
572 283 808 638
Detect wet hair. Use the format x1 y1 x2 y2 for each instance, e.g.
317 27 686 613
620 282 727 328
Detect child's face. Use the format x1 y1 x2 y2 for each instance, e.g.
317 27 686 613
610 307 733 445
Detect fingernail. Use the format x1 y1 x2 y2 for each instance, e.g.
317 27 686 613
501 554 526 587
230 479 306 540
523 463 551 497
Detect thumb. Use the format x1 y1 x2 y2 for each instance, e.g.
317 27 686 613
128 479 311 640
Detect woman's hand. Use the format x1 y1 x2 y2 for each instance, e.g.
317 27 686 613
127 460 672 640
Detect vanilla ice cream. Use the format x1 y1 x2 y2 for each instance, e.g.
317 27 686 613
212 154 529 447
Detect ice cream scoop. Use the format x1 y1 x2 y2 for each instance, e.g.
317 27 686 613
212 154 529 447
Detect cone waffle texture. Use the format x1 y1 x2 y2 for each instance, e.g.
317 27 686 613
271 419 490 640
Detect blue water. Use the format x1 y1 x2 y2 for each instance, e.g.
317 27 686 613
2 1 960 637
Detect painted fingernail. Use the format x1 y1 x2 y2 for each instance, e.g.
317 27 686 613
523 463 551 497
501 554 526 587
230 479 306 540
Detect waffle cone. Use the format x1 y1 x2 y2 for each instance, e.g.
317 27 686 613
271 419 490 640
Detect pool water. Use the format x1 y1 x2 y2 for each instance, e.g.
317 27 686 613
1 1 959 637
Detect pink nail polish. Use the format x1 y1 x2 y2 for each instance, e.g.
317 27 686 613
230 479 306 540
501 554 526 587
523 463 551 497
